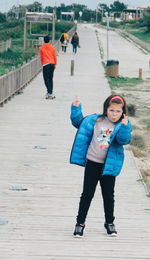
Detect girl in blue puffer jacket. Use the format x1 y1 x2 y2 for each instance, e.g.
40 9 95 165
70 94 132 237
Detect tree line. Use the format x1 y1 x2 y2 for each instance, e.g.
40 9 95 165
0 1 129 22
0 1 150 32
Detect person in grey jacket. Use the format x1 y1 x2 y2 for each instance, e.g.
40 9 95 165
70 95 132 237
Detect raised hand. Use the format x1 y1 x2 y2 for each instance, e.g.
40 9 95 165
121 114 128 125
73 96 81 107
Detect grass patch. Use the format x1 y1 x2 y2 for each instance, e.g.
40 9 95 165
131 146 146 158
131 134 145 149
131 125 140 130
139 119 150 130
108 76 143 89
130 31 150 44
141 169 150 177
137 178 144 182
136 109 150 117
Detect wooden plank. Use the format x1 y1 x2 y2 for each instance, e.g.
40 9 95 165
0 24 150 260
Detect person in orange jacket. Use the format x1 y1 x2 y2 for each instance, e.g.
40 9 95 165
39 35 57 99
60 31 69 53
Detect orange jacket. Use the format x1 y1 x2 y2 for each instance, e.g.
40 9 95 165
39 43 57 66
63 33 69 41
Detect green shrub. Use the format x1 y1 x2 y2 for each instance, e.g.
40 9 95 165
124 20 138 25
28 22 73 40
0 20 23 30
0 48 23 65
23 49 36 62
108 76 143 88
55 22 73 32
143 15 150 32
127 104 136 117
10 30 22 39
0 12 6 23
109 21 120 28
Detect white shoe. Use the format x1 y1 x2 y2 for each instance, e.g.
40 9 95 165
45 93 49 99
45 94 56 99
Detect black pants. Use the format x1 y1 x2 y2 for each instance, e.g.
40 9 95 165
61 45 67 52
43 64 55 94
72 44 78 53
76 160 116 224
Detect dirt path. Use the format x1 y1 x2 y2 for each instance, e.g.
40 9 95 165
96 26 150 79
84 24 150 192
112 79 150 191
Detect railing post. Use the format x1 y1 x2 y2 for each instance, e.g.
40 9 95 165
139 68 142 79
71 60 74 76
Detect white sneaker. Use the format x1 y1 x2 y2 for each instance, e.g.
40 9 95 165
45 94 56 99
45 93 49 99
49 94 56 99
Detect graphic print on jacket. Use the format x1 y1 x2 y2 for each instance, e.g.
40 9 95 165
97 127 113 149
87 117 115 164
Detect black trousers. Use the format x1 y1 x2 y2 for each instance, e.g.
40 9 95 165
76 160 116 224
72 44 78 53
61 45 67 52
43 64 55 94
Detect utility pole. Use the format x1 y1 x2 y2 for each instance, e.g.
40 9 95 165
24 10 27 50
106 12 109 61
96 8 98 23
79 11 82 23
101 7 104 22
52 7 56 45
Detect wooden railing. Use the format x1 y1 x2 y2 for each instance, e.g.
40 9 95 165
0 25 76 106
0 55 42 106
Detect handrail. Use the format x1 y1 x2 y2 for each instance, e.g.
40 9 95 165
0 25 77 106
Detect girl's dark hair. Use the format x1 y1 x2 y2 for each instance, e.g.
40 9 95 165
102 94 127 120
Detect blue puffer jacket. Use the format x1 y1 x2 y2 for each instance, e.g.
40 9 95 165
70 104 132 176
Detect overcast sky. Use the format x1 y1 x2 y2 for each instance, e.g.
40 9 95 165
0 0 150 13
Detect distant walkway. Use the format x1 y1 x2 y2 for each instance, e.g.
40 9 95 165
91 24 150 79
0 24 150 259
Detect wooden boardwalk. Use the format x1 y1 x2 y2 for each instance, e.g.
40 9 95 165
0 24 150 260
